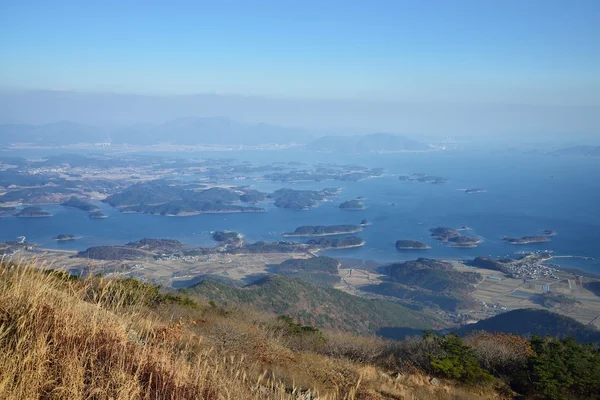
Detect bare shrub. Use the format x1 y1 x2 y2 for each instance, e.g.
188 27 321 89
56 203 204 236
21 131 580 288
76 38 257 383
464 331 533 376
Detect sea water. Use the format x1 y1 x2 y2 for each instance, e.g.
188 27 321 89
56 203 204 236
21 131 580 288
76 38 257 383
1 149 599 274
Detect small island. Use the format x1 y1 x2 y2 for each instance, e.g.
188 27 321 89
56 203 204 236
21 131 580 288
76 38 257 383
429 227 460 242
503 235 551 245
464 188 486 194
430 226 482 248
339 199 365 210
283 224 362 237
88 211 108 219
542 229 558 237
212 231 243 245
360 219 372 226
15 206 52 218
395 240 430 250
61 196 100 212
54 234 76 241
448 236 482 248
399 173 448 184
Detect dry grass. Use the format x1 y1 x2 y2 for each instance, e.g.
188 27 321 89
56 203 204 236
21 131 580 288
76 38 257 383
0 260 503 399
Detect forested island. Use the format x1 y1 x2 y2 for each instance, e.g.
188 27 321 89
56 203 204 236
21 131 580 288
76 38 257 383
399 173 448 184
503 235 551 244
61 196 100 212
15 206 52 218
54 234 76 241
212 231 243 245
264 166 384 182
395 240 430 250
430 227 481 248
104 182 268 216
88 212 108 219
447 236 482 248
429 227 460 241
339 199 365 210
283 224 362 237
121 202 264 216
464 188 485 194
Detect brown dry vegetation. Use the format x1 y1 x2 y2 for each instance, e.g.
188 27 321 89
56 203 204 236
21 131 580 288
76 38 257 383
0 260 503 400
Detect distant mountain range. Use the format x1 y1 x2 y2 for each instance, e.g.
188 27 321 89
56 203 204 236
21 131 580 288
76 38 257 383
0 117 309 147
549 145 600 158
0 119 431 150
306 133 431 153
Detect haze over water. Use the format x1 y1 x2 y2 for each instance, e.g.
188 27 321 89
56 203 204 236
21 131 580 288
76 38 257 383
1 149 599 274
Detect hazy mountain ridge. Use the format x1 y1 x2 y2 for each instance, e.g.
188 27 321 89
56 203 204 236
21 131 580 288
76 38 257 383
550 145 600 158
306 132 431 153
0 117 310 146
0 118 433 151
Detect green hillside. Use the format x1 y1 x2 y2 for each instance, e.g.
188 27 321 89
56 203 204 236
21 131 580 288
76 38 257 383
186 274 444 335
457 309 600 343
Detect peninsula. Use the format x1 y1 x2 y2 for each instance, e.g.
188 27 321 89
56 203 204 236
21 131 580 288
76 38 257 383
268 188 340 210
15 206 52 218
61 196 100 212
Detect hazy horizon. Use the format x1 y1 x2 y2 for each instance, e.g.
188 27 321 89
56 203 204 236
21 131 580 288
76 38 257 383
0 90 598 144
1 1 599 142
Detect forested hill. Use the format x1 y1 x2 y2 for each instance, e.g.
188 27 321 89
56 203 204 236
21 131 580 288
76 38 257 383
186 274 444 335
456 309 600 343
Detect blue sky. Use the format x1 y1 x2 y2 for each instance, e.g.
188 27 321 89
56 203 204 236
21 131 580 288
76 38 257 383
1 0 599 105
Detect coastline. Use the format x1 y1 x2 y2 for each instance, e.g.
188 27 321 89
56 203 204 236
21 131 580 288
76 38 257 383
283 229 362 237
120 209 266 217
313 242 365 251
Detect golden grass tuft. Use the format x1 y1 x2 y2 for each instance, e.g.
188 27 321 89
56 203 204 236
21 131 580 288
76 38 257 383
0 263 296 399
0 260 503 399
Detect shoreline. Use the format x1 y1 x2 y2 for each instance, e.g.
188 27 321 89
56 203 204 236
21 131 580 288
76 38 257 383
283 229 362 237
120 209 266 216
313 242 365 251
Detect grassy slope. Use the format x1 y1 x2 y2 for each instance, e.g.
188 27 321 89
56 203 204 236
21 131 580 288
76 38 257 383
0 262 498 400
186 275 446 335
